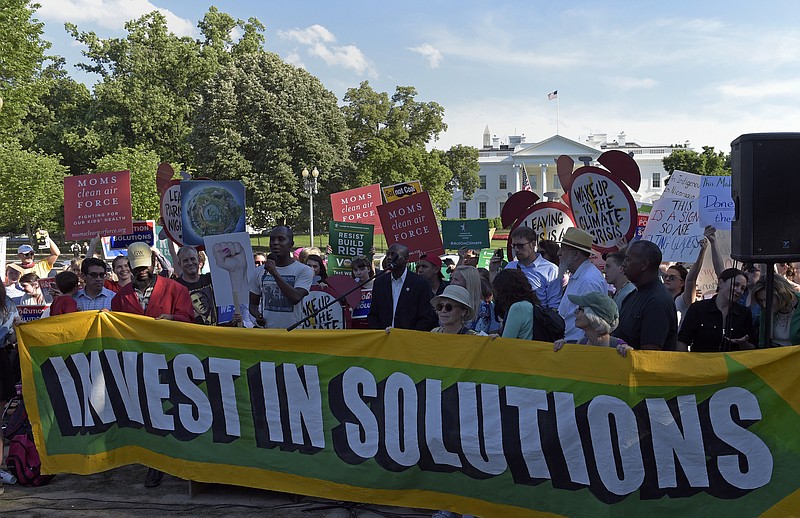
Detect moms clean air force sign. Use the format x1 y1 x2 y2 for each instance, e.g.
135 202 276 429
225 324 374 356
17 312 800 517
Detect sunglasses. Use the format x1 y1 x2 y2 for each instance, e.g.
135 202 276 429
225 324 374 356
84 272 106 279
254 260 266 265
436 303 455 312
22 252 34 257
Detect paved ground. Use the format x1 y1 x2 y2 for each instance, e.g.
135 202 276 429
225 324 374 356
0 465 432 517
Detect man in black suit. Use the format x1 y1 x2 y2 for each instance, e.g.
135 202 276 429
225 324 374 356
368 243 437 331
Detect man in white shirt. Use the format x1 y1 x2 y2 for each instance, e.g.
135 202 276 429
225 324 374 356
490 226 560 308
557 228 608 341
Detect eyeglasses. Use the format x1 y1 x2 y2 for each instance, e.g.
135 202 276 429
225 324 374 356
84 272 106 279
511 241 533 249
436 303 455 312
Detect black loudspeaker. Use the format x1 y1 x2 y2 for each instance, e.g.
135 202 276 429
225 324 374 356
731 133 800 262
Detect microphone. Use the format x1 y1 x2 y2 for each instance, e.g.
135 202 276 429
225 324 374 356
267 253 277 263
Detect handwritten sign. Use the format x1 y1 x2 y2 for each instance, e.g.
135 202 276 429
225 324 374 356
641 196 704 262
377 191 443 262
382 180 422 203
330 184 383 234
662 170 702 200
329 221 373 257
160 180 183 246
699 176 734 230
64 171 133 240
568 170 636 253
299 291 344 329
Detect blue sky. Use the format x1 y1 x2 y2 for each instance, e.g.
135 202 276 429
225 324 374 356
35 0 800 154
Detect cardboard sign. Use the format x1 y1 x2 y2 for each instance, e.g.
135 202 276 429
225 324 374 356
204 232 255 326
329 221 374 257
377 191 443 263
64 171 133 240
109 220 156 249
382 180 422 203
160 180 184 246
699 176 734 230
299 290 344 329
662 170 702 200
330 184 383 234
441 219 490 250
18 305 47 322
181 181 246 247
641 196 704 262
568 170 636 253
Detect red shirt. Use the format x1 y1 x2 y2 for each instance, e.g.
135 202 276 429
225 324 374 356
50 295 78 316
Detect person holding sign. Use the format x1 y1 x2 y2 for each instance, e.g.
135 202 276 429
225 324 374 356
677 268 754 352
248 226 313 329
614 241 678 351
175 246 218 326
16 235 60 278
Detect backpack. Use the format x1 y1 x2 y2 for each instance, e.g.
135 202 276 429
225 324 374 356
532 303 565 342
2 396 55 487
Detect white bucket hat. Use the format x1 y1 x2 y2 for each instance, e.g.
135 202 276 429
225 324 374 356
430 285 476 322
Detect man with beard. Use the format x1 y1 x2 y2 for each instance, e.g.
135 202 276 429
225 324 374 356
111 242 193 322
248 226 313 329
111 242 193 488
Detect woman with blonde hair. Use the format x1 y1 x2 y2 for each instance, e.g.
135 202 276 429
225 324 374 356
449 265 482 326
753 274 800 347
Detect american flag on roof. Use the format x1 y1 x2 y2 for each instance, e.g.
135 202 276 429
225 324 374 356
520 163 532 192
548 90 558 100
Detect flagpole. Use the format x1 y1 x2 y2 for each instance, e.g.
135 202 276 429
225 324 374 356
556 95 560 135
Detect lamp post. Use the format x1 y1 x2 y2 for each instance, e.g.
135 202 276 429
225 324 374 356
302 167 320 247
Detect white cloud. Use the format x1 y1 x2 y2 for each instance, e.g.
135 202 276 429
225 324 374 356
604 76 658 90
409 44 443 68
38 0 196 37
285 51 306 69
718 79 800 100
278 24 376 77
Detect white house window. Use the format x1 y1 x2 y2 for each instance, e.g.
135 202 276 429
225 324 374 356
499 201 506 215
479 202 487 219
499 175 507 189
652 172 661 188
551 174 560 189
479 175 487 189
459 202 467 219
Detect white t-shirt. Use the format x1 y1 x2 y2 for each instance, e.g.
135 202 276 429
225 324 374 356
249 261 313 329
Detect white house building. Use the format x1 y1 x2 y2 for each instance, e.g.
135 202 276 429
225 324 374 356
446 128 691 220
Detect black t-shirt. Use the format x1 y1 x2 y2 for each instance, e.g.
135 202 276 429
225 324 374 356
678 296 754 352
175 273 216 325
614 278 678 350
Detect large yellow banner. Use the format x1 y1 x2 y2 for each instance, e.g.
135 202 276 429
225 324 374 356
16 311 800 517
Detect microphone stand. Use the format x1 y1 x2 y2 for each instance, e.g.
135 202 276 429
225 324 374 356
286 268 394 331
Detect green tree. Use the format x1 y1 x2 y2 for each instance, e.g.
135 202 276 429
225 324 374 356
94 147 162 220
341 81 477 215
190 53 352 229
66 7 265 165
663 146 730 176
0 0 51 138
0 141 67 235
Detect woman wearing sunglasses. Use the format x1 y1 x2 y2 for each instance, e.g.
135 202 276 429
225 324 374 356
429 285 478 335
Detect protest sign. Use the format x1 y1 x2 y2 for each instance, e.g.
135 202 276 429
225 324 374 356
18 311 800 517
477 248 507 269
299 290 344 329
382 180 422 203
568 169 636 253
350 286 372 323
330 184 383 234
700 176 734 230
662 170 702 199
327 254 354 276
441 219 490 250
0 237 6 282
641 196 704 262
64 171 133 240
18 305 46 322
160 180 184 246
377 191 443 262
204 232 254 325
632 213 649 242
329 221 374 257
696 230 734 297
181 181 246 247
508 202 575 260
107 220 156 250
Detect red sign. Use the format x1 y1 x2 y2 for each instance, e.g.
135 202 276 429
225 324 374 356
330 184 383 234
377 191 443 263
64 171 133 240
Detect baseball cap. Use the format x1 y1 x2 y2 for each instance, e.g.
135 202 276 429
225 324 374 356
127 242 153 270
18 245 34 254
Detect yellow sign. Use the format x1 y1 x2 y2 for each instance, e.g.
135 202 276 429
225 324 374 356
382 180 422 203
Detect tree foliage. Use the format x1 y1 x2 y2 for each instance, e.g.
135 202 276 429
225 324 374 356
65 7 265 165
341 81 478 214
663 146 730 176
191 53 352 229
94 147 163 220
0 141 67 235
0 0 51 139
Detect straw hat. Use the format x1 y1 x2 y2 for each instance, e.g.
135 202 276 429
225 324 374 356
558 227 594 254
